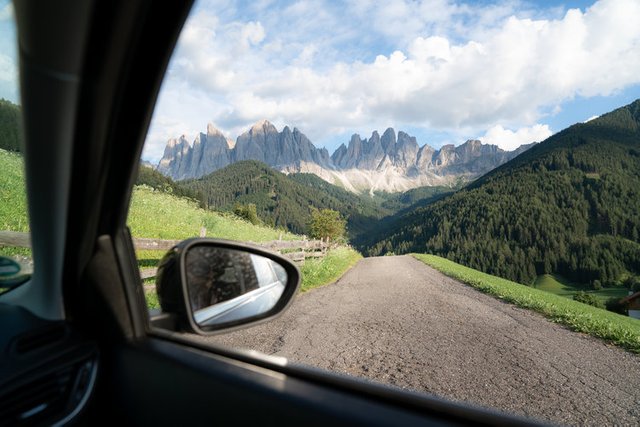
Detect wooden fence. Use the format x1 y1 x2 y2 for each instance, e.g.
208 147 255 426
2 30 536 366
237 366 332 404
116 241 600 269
0 230 331 280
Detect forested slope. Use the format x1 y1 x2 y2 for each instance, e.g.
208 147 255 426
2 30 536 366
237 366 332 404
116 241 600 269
178 160 388 236
368 100 640 287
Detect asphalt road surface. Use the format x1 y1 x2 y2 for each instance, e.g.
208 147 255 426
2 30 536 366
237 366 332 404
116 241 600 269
204 255 640 426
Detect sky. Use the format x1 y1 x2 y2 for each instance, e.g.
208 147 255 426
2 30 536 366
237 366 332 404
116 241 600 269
1 0 639 163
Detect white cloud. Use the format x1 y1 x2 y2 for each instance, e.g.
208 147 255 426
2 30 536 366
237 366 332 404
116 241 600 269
239 21 265 47
0 53 16 83
480 124 553 151
0 2 13 21
144 0 640 162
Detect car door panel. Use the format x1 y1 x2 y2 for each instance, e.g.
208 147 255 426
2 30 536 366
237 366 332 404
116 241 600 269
90 337 531 426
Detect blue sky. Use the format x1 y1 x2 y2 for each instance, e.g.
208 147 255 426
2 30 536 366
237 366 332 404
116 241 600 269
0 1 17 103
0 1 639 162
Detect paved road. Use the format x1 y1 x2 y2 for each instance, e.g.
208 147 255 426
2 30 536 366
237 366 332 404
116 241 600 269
205 255 640 426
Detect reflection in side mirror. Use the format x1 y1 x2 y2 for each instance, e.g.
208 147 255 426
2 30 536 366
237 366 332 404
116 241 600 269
187 246 288 327
155 239 300 334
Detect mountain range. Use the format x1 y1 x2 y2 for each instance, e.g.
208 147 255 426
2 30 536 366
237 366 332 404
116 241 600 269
157 121 534 193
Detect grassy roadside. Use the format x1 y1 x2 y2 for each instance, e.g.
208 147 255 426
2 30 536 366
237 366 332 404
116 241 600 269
299 247 362 293
413 254 640 354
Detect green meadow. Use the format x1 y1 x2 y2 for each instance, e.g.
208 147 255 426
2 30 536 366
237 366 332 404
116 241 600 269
533 274 628 304
129 185 299 242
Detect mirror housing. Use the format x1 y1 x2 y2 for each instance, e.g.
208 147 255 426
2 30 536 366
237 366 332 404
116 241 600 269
154 238 300 334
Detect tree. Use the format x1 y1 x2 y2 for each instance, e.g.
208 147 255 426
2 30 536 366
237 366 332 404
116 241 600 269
573 291 603 309
624 276 640 292
234 203 261 225
605 296 627 315
309 208 346 242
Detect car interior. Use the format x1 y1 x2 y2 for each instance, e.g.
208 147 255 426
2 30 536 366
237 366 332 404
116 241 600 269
0 1 545 425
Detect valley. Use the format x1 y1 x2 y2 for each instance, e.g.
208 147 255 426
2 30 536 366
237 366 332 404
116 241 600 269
2 97 640 326
366 100 640 295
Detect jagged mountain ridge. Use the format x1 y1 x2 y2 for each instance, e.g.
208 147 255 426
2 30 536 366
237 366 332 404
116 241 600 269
157 120 534 193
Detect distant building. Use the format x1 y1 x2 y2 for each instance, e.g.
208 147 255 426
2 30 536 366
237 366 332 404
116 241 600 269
621 291 640 319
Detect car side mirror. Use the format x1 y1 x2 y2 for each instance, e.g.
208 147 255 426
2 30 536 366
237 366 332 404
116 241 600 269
154 239 300 334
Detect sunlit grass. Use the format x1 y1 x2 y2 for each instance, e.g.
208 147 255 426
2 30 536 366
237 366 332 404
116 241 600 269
0 149 29 232
128 185 299 242
299 247 362 292
144 283 161 310
414 254 640 353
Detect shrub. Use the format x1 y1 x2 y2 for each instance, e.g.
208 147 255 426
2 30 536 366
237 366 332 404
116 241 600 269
233 203 261 225
573 291 604 309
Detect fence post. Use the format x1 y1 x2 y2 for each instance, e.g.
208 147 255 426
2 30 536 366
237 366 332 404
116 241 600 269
199 227 207 237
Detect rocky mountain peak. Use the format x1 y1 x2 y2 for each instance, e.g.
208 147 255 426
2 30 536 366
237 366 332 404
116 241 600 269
249 119 277 135
165 135 189 149
156 122 535 192
397 131 417 147
381 128 396 152
206 123 224 137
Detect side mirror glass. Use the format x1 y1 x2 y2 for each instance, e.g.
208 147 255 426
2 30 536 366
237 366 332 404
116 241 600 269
155 239 300 334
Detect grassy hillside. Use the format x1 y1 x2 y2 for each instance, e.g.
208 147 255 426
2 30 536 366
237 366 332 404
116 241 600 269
370 100 640 289
414 254 640 353
128 185 298 242
533 274 628 304
178 160 389 238
0 149 28 232
0 150 300 253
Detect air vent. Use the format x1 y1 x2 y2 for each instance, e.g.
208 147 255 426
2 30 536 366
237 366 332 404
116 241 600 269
0 357 97 426
13 323 67 355
0 365 73 425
